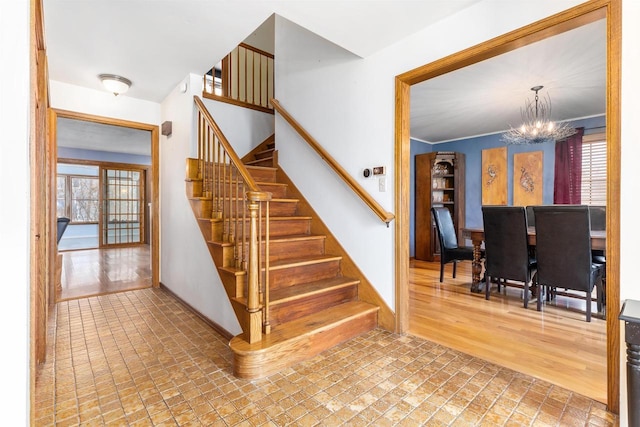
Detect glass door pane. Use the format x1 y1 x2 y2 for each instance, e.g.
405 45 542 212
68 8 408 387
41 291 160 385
101 168 144 246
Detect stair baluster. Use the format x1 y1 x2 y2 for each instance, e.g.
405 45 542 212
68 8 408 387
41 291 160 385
194 96 272 344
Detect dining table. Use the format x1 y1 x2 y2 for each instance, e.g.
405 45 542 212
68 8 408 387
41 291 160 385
461 226 606 293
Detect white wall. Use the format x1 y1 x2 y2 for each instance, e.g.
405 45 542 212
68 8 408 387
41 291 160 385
1 0 30 423
158 74 274 335
50 81 161 124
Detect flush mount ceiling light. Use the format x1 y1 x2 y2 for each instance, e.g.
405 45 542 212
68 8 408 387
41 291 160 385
99 74 132 96
501 85 576 144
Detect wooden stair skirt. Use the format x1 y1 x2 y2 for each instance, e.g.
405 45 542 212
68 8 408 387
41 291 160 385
185 144 378 379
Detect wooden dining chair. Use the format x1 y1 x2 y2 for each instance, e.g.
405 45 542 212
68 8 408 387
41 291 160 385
532 205 604 322
431 207 475 282
481 206 537 308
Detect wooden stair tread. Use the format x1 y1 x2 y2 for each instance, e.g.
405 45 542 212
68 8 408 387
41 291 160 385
234 276 359 306
256 181 287 188
245 157 274 166
230 301 378 353
245 165 277 172
192 196 298 203
269 234 325 243
198 215 312 223
267 254 342 270
256 148 275 156
208 234 325 246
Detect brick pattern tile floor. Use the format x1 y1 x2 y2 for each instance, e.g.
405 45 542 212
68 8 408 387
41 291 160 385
34 288 617 426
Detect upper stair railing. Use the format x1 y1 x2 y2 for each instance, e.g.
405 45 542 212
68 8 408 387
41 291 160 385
271 99 395 226
191 95 272 343
203 43 274 114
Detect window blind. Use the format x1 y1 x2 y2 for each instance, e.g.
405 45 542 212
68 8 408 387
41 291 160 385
581 132 606 206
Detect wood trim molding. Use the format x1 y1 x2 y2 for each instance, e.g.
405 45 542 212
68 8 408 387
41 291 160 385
159 284 234 341
50 108 161 289
394 0 621 413
57 157 150 170
202 92 275 115
239 42 275 59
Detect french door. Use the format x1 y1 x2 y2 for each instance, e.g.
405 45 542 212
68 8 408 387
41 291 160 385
101 167 145 246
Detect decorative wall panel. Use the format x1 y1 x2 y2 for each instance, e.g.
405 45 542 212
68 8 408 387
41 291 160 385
481 147 507 205
513 151 543 206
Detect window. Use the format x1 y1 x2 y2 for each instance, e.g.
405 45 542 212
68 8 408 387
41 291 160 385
581 132 606 206
57 174 100 223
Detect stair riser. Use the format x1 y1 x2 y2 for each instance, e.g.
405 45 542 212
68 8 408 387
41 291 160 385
254 149 275 160
256 184 287 198
208 241 237 268
238 238 325 262
268 260 341 290
247 158 274 167
202 181 280 197
205 200 297 217
219 269 246 300
268 286 357 327
210 218 311 242
246 167 276 183
232 310 378 379
186 180 202 198
191 198 213 218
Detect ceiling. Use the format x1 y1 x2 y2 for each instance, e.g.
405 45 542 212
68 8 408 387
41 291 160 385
43 0 481 103
45 1 606 151
411 18 606 143
57 118 151 156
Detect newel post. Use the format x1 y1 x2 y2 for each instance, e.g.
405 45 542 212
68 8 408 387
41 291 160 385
245 197 262 343
245 191 271 344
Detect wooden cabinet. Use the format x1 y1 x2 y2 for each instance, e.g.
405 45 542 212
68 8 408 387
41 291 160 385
415 152 465 261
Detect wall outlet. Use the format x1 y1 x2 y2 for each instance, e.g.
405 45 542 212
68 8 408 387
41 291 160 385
373 166 386 175
378 177 386 192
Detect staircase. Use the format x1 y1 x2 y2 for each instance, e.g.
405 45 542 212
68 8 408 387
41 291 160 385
185 135 379 379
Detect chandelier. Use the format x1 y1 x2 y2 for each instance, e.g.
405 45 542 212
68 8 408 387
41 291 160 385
501 85 576 144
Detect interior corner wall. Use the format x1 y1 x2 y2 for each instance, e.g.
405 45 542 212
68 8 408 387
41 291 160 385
158 74 274 335
273 2 584 309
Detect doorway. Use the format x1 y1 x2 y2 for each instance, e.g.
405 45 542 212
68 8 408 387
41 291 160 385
394 1 621 413
51 109 160 301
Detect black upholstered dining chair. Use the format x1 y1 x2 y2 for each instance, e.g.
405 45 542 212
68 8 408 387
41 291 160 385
532 205 604 322
481 206 537 308
431 207 475 282
57 217 70 244
589 205 606 312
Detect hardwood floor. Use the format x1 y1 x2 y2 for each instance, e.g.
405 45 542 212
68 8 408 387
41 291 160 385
408 259 607 404
59 245 152 301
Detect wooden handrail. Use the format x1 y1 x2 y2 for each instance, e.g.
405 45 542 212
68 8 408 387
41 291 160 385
271 99 395 225
204 43 274 113
194 96 262 193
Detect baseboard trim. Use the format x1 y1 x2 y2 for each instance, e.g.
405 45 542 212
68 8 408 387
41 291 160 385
159 283 234 341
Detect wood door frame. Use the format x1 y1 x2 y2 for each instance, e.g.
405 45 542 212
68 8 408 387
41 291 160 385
394 0 621 413
50 109 160 289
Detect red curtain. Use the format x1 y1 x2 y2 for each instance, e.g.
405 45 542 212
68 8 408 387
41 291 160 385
553 127 584 204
